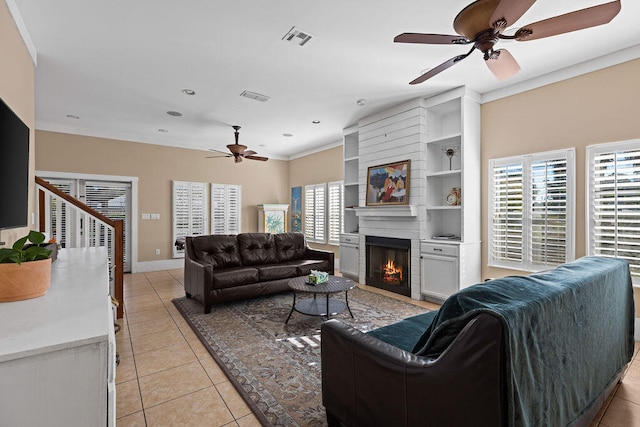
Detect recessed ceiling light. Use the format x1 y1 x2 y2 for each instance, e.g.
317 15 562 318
283 133 293 137
356 99 367 107
66 114 80 119
182 89 196 95
158 129 168 133
312 120 321 124
166 111 183 117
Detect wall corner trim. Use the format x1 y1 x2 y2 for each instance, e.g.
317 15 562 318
5 0 38 65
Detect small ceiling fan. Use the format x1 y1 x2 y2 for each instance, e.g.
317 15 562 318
207 125 268 163
394 0 622 84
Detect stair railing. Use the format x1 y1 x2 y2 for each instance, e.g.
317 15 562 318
35 177 124 319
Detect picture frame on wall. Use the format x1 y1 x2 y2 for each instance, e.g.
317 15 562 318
365 160 410 206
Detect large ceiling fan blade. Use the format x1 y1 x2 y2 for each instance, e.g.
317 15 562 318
485 48 521 80
515 0 621 42
409 47 475 85
208 148 232 156
490 0 537 29
206 154 232 159
245 155 268 162
243 150 257 156
394 33 470 45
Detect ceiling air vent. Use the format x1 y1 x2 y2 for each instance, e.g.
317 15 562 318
239 90 271 102
282 26 314 46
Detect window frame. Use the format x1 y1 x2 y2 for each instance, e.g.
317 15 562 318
586 139 640 284
488 148 576 272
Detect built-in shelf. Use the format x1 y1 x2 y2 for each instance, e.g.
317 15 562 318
426 205 462 210
426 132 462 145
426 169 461 178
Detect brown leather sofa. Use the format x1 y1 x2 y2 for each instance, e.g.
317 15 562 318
321 257 634 427
184 232 334 313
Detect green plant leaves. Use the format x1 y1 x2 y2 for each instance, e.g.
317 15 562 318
0 231 52 265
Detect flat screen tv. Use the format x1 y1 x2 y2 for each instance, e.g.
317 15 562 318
0 97 30 230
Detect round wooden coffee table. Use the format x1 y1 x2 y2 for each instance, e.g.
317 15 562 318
285 275 356 323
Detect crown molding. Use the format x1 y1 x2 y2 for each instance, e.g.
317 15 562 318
5 0 37 65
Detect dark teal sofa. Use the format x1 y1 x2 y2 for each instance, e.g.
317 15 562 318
321 256 635 426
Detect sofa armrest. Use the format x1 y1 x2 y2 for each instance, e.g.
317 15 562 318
303 247 335 273
184 255 213 313
321 314 505 427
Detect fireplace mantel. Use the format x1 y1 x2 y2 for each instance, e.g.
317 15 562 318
354 205 417 218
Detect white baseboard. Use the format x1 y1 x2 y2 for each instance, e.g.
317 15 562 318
133 259 184 273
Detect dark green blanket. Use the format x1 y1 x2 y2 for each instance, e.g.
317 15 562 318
413 256 634 427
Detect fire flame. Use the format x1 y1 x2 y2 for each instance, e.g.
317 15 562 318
383 259 402 283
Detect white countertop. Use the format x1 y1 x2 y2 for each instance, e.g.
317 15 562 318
0 247 112 362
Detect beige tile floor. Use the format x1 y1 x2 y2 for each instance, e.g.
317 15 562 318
116 270 640 426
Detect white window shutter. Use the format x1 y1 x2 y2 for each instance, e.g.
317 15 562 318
211 184 242 234
489 149 574 271
328 181 343 245
173 181 208 258
304 183 327 243
588 141 640 282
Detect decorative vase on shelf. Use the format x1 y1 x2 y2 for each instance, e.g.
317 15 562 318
0 231 53 302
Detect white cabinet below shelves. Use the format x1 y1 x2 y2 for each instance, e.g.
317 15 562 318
339 234 359 281
420 241 481 302
0 248 115 426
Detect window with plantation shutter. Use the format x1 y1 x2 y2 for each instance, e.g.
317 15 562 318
587 140 640 283
489 148 575 271
211 184 241 234
304 183 326 243
172 181 208 258
327 181 343 245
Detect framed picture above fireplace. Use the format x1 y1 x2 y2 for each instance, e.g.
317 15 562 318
365 160 410 206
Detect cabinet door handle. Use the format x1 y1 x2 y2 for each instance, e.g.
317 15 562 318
433 248 443 252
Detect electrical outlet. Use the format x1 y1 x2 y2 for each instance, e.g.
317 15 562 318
155 249 160 255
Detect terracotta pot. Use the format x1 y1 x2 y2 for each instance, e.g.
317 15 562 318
0 258 52 302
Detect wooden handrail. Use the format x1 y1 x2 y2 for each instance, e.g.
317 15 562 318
35 176 124 319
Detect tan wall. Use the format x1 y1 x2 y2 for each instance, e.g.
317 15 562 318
0 1 35 245
481 59 640 315
288 145 343 255
35 131 290 262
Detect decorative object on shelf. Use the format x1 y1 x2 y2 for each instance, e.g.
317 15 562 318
0 230 53 302
445 187 462 206
442 146 460 170
366 160 410 206
290 187 302 232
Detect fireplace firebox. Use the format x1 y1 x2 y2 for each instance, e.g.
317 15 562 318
365 236 410 296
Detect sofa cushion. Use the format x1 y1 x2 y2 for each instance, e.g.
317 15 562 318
274 232 307 262
191 235 242 268
295 259 331 276
211 266 259 289
238 233 279 266
367 311 438 352
256 263 299 281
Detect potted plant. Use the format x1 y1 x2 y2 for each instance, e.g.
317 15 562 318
0 230 53 302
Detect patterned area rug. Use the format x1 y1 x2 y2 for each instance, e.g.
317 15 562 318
173 288 429 426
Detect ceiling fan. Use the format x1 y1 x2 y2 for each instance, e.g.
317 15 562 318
207 125 268 163
394 0 622 84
